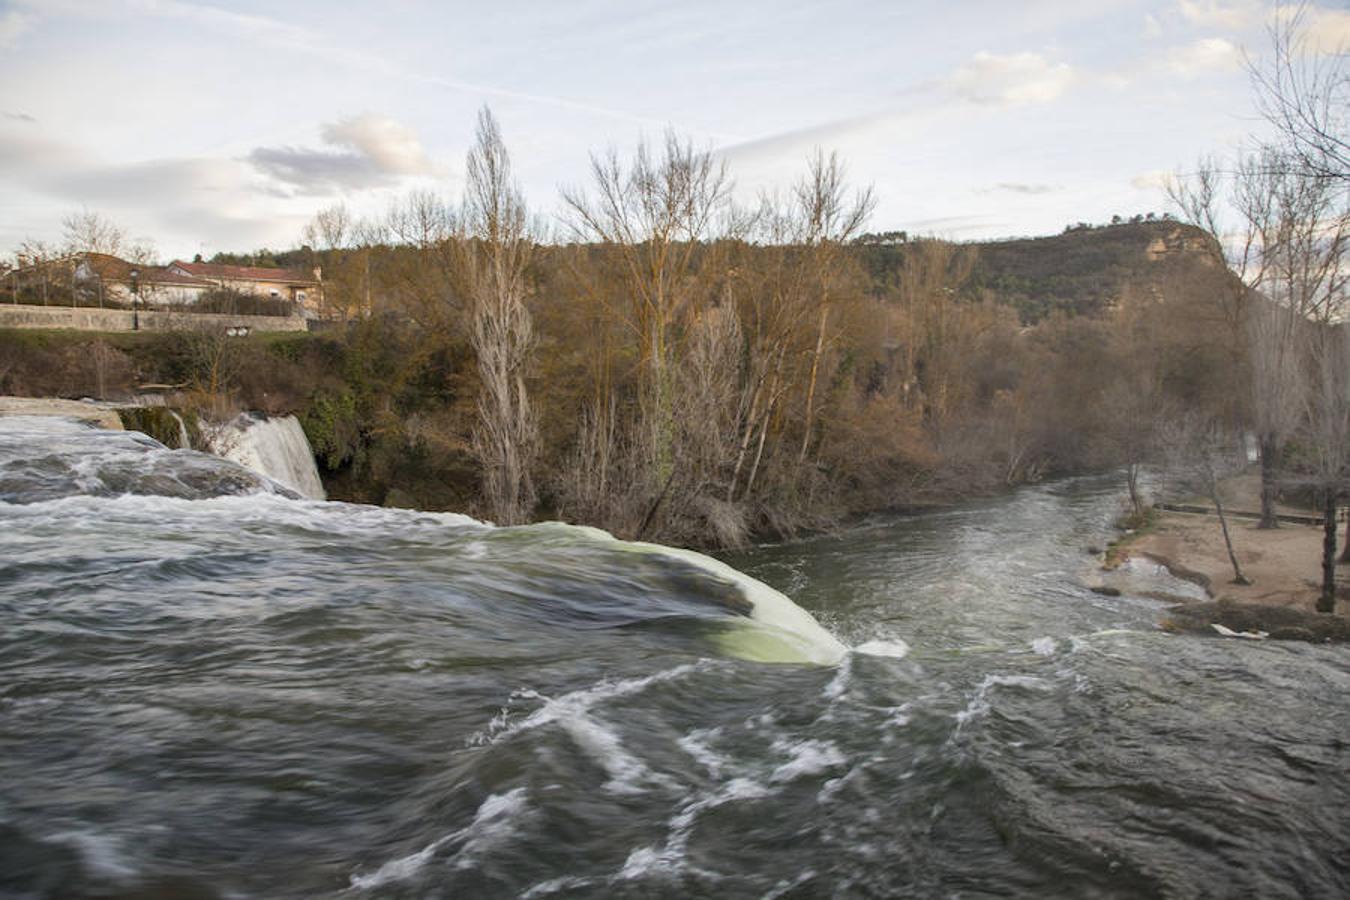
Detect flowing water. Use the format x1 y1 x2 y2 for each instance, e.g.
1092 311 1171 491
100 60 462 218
213 413 327 501
1 416 1346 899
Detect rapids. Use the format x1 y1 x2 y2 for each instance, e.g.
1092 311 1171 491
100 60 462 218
0 415 1346 898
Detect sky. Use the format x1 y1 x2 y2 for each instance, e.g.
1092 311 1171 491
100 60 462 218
1 0 1347 260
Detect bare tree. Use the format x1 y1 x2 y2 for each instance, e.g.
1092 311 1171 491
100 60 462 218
387 189 454 251
15 238 57 306
383 190 458 328
1159 413 1253 586
1300 324 1350 612
303 202 353 251
1247 300 1308 527
459 107 539 525
1171 145 1348 528
1101 295 1171 520
1249 2 1349 185
61 209 127 257
790 150 876 465
124 239 158 266
561 131 731 503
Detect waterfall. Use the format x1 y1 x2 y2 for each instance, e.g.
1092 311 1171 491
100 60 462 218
213 414 326 500
167 410 190 449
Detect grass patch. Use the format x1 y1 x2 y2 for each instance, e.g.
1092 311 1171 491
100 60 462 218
1103 505 1160 569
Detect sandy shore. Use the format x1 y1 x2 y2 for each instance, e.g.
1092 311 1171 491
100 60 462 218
1116 468 1344 608
1126 511 1334 608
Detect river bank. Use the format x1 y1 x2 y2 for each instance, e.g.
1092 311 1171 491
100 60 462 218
1108 471 1349 640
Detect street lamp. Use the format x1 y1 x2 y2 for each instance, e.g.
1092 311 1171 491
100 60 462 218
129 268 140 331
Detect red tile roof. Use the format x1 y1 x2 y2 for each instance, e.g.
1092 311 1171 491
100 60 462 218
79 253 215 287
171 261 319 285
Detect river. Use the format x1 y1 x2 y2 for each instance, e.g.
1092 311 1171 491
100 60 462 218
1 416 1346 898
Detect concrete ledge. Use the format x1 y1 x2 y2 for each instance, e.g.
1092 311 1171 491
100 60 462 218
0 396 124 429
0 303 308 333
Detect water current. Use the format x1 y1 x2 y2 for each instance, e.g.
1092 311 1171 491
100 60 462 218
1 416 1345 898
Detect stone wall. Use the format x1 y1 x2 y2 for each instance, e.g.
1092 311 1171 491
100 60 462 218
0 303 309 333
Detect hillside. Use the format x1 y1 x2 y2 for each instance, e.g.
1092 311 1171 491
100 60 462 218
858 220 1226 322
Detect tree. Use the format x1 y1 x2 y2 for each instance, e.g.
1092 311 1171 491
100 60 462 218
15 238 57 306
303 202 352 251
1300 323 1350 612
61 209 127 257
1170 146 1348 528
561 131 732 514
1247 299 1308 527
789 151 876 465
1101 294 1171 520
458 107 539 526
1159 413 1253 586
383 189 457 327
1249 2 1349 185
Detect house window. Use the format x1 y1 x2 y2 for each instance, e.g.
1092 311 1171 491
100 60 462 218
269 289 280 297
296 291 306 302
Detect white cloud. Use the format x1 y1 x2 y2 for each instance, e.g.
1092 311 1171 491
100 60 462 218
0 9 35 48
320 115 435 176
1143 13 1163 38
1131 170 1171 191
1166 37 1241 75
948 51 1075 106
1299 6 1350 55
1176 1 1257 31
249 114 437 195
979 182 1060 195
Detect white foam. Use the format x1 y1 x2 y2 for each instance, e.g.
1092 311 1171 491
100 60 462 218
855 638 911 659
678 727 728 778
522 876 600 897
350 836 448 890
1031 636 1057 656
617 777 770 882
953 674 1053 728
468 665 699 793
559 713 673 795
50 830 137 881
468 662 710 747
822 653 853 701
349 787 529 890
770 739 846 783
1212 623 1268 640
453 787 531 869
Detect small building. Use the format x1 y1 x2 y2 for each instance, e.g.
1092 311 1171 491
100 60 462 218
3 252 214 307
167 261 323 315
74 253 215 306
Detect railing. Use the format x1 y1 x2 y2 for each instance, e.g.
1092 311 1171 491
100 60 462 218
1155 502 1336 526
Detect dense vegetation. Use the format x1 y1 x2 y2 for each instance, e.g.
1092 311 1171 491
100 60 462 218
0 214 1240 547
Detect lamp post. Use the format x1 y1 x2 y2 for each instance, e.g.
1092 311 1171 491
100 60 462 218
129 268 140 331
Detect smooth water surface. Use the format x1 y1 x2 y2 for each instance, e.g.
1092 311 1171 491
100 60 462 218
1 417 1346 898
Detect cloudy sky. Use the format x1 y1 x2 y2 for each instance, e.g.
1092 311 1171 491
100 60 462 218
1 0 1346 259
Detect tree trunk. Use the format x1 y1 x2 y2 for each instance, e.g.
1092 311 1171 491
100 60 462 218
1126 462 1142 518
1258 433 1280 528
1318 492 1337 613
798 304 828 464
1213 492 1252 585
1339 512 1350 564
